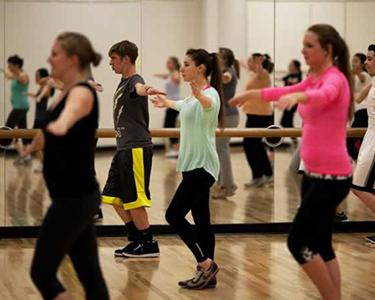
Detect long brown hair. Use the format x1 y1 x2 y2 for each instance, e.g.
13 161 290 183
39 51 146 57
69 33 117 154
219 47 240 78
186 48 225 128
308 24 354 120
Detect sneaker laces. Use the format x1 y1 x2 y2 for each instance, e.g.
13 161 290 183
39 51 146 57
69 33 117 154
191 268 205 283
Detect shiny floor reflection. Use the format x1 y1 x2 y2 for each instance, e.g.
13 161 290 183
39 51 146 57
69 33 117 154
0 145 373 226
0 234 374 300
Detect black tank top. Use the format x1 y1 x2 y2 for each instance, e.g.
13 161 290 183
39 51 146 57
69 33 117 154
43 82 98 199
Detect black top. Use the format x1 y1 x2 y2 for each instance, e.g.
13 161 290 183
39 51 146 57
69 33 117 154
42 82 99 199
113 74 152 150
282 72 303 86
35 96 49 120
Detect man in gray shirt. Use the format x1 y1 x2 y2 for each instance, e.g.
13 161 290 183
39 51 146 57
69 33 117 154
102 40 165 258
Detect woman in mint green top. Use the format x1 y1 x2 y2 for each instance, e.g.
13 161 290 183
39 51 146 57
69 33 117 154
1 55 30 163
10 78 29 109
152 48 224 290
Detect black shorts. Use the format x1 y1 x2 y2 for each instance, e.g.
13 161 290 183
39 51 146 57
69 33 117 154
102 147 152 210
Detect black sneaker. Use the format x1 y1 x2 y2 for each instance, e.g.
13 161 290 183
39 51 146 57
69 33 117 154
114 241 139 257
93 208 103 222
334 212 348 222
178 266 217 289
365 235 375 244
181 261 219 290
122 240 160 258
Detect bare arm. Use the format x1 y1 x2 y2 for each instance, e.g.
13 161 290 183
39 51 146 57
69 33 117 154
47 86 94 136
357 72 368 84
2 69 28 84
229 89 262 107
135 83 166 97
35 85 52 103
21 130 45 156
222 71 232 84
88 79 103 92
150 94 177 109
171 70 181 85
190 81 212 109
355 83 372 104
153 73 169 80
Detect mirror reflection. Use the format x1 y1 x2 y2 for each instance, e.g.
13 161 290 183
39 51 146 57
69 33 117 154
0 0 374 227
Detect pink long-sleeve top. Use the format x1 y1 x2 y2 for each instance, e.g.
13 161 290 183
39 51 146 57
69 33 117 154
262 66 352 176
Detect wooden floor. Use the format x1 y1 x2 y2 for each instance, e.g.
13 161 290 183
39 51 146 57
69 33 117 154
0 143 373 226
0 234 374 299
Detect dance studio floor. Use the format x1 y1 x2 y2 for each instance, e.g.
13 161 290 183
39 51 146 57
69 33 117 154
0 144 372 226
0 234 374 300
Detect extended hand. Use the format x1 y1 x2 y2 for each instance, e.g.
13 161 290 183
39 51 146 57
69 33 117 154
190 81 203 99
150 95 167 108
146 87 166 96
20 144 33 157
275 94 299 110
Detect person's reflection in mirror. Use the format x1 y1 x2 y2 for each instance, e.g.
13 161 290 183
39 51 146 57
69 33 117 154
1 55 31 166
240 53 274 188
154 56 181 159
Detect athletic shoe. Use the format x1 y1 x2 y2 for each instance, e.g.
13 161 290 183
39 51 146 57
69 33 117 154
244 177 264 188
244 175 271 188
93 208 103 222
334 212 348 222
165 150 179 159
181 261 219 290
33 161 43 173
13 155 32 166
178 266 217 288
114 241 139 257
211 185 238 199
365 235 375 244
122 240 160 258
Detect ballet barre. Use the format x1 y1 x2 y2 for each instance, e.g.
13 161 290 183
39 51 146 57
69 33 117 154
0 128 367 139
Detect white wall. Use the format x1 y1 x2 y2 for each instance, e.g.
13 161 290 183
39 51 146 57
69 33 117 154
2 0 375 145
141 0 201 144
3 0 143 145
0 0 201 146
248 0 375 74
0 0 5 125
346 1 375 55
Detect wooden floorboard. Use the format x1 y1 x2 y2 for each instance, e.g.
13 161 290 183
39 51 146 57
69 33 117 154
0 234 374 299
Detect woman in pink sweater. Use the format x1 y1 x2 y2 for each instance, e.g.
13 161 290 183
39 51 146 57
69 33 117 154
230 24 353 300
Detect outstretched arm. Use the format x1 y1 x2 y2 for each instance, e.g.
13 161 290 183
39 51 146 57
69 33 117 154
135 83 167 97
355 83 372 104
47 86 94 136
151 94 177 110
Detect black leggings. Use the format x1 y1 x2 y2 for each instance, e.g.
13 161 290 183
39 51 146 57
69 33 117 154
287 175 351 264
163 108 179 145
243 114 273 179
347 108 368 160
30 189 109 300
280 104 297 128
165 168 215 263
5 108 30 144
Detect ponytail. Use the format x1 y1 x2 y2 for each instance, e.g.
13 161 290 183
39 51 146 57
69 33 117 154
233 59 240 79
336 36 354 120
308 24 354 120
209 53 225 128
262 54 274 74
186 48 225 128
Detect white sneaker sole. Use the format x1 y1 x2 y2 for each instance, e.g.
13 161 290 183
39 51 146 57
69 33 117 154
122 253 160 258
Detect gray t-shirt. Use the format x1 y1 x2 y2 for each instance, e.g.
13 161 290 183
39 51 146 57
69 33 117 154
113 74 152 150
223 66 239 116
